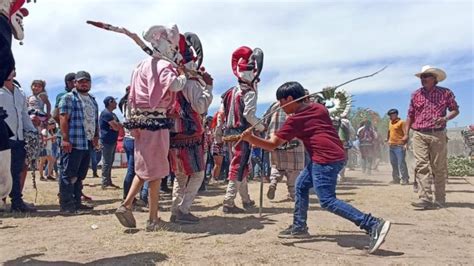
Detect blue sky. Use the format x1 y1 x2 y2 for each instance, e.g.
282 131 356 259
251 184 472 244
12 0 473 127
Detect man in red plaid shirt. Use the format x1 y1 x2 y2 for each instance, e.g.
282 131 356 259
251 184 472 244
404 65 459 210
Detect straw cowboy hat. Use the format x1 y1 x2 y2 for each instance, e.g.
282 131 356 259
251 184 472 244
415 65 446 82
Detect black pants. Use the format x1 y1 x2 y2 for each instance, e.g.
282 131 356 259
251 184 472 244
0 14 14 87
59 144 91 209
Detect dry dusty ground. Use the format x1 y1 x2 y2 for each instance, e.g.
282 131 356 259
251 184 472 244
0 164 473 265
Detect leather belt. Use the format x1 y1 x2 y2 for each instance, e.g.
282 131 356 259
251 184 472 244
415 128 445 133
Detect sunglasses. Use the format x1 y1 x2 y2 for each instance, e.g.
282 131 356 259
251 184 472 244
420 74 435 79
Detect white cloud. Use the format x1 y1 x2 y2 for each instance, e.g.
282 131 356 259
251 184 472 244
11 0 473 112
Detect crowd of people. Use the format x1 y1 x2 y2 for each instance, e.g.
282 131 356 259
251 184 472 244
0 4 460 254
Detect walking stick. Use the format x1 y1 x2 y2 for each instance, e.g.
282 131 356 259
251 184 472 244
259 150 265 217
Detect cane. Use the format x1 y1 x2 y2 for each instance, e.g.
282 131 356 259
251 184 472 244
259 149 265 217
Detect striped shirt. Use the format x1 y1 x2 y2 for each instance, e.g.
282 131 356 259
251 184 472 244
59 89 98 150
408 86 458 130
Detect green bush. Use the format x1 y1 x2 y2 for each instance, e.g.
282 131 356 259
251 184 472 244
448 156 474 176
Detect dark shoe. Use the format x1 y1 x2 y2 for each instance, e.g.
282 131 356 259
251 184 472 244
76 203 94 211
170 214 177 223
11 202 38 213
242 200 255 209
267 184 276 200
40 176 47 181
46 175 56 181
115 205 136 228
368 219 391 254
411 200 437 210
223 205 245 214
102 183 120 190
134 198 147 208
400 180 409 185
92 172 99 178
176 211 200 224
278 225 310 239
60 207 78 215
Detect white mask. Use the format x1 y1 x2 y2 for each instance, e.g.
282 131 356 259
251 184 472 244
153 38 177 61
11 9 26 41
239 70 255 83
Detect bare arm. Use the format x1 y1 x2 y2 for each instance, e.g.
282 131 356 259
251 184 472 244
241 129 286 151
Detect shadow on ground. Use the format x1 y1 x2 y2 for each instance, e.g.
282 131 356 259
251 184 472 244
3 252 168 265
165 215 276 238
281 233 404 257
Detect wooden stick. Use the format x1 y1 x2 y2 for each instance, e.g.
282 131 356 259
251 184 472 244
235 65 388 145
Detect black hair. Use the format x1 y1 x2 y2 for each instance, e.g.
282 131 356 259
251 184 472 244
387 108 399 115
276 81 306 102
118 86 130 114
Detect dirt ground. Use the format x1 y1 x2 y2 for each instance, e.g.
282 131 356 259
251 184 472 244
0 163 473 265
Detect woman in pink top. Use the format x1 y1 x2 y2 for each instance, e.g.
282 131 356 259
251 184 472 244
115 24 187 232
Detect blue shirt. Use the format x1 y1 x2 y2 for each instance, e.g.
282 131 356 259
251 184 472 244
99 109 119 144
59 89 98 150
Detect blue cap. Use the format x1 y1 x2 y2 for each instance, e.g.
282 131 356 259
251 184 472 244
103 96 116 107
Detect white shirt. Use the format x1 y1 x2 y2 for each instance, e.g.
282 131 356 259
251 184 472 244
0 85 36 141
182 79 213 115
78 93 96 141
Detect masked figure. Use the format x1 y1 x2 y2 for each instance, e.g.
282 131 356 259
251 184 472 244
168 32 213 224
221 46 264 213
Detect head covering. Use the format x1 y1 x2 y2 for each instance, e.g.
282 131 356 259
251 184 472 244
231 46 264 82
415 65 446 82
178 32 203 69
103 96 116 107
10 7 29 41
143 24 180 61
75 71 91 81
64 72 75 83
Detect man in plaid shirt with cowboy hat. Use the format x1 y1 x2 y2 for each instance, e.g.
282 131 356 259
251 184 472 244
404 65 459 210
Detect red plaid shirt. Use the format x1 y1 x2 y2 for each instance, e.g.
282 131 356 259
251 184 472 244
408 86 458 130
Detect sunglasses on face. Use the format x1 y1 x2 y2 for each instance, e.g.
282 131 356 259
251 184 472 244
420 74 435 79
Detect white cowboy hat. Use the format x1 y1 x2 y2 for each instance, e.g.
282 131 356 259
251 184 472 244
415 65 447 82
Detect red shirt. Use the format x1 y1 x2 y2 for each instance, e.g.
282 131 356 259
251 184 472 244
276 103 345 164
407 86 458 130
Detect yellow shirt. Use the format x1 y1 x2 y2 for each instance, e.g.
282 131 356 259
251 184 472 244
388 119 405 145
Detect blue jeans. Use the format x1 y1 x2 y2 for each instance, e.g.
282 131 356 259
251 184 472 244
8 140 26 207
389 145 410 182
123 137 135 199
90 148 102 174
293 161 378 232
101 141 116 185
140 181 149 204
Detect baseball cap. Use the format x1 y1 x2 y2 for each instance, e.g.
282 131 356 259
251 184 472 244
75 71 91 81
64 72 76 83
103 96 117 107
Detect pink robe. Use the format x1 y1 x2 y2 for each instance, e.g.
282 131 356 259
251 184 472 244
129 58 178 180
